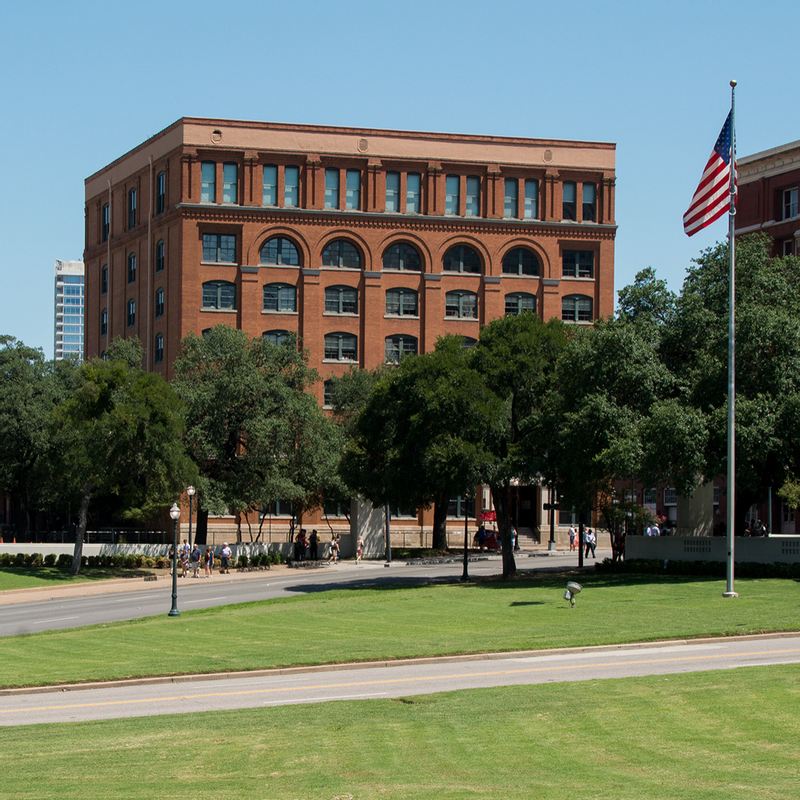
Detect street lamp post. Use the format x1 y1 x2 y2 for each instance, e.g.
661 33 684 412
187 485 195 549
168 502 181 617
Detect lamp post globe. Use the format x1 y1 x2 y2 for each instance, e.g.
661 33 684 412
168 502 181 617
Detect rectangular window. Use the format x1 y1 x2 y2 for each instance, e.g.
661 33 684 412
346 170 361 210
385 171 400 212
504 178 518 218
325 169 340 209
562 250 594 279
582 182 597 221
263 165 278 206
201 162 216 203
445 175 460 215
562 181 577 220
101 265 108 295
465 176 480 216
128 188 136 229
783 187 799 220
406 173 421 213
663 488 677 506
156 171 166 214
524 179 539 219
101 203 110 242
284 166 299 207
643 489 657 505
222 163 238 204
783 239 795 257
154 334 164 364
202 234 237 263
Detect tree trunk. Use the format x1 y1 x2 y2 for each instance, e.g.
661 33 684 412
71 479 93 576
432 492 449 551
195 508 208 546
491 482 517 578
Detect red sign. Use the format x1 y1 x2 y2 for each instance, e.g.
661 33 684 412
480 510 496 521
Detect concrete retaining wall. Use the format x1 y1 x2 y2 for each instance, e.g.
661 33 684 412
626 535 800 564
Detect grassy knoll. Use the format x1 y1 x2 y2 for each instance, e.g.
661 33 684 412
0 665 797 799
1 574 798 689
0 567 154 591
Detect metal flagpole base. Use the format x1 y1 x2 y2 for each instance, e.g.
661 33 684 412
722 592 739 598
548 541 557 552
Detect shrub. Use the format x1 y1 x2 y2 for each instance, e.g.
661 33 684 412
14 552 27 567
26 553 43 567
0 553 12 567
57 554 71 568
237 553 249 569
154 556 167 569
144 556 154 568
44 553 56 567
87 556 99 569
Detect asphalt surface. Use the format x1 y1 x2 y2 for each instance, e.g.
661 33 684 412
0 550 598 637
2 634 798 726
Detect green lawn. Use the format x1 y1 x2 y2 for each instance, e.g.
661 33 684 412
0 566 153 590
0 665 797 799
1 573 798 689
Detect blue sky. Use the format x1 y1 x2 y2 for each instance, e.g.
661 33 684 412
1 0 796 357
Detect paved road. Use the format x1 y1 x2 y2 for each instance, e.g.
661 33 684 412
2 634 797 726
0 551 599 637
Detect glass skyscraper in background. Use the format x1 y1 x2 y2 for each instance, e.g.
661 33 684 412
54 259 84 360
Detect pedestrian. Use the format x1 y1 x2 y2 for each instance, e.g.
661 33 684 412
220 542 232 574
477 526 486 552
586 528 596 558
327 533 340 563
168 545 175 575
356 535 364 564
295 529 307 561
309 529 319 560
190 544 202 577
568 525 577 552
204 546 214 578
180 546 189 578
512 525 520 551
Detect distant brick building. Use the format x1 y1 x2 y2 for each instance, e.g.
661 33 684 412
736 138 800 256
83 118 616 545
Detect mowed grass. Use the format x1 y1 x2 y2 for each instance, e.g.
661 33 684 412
1 574 798 689
0 666 797 800
0 567 153 590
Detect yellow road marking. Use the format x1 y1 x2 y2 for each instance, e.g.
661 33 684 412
3 648 799 715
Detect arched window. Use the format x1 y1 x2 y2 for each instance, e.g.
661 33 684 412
443 245 480 274
383 242 421 271
385 288 418 317
154 333 164 364
260 237 300 266
322 240 360 269
505 292 537 316
127 299 136 327
127 252 136 284
385 335 418 363
155 240 165 272
445 290 478 319
263 283 297 312
202 280 236 310
324 332 357 362
562 294 593 322
502 248 540 276
155 288 164 318
263 330 293 346
461 336 477 348
324 286 358 315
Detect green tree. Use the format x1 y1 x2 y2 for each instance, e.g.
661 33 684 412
173 326 338 541
663 234 800 532
616 266 677 327
471 314 568 576
0 336 79 537
340 336 498 550
56 338 194 574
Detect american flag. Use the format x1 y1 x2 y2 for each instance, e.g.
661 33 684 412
683 112 736 236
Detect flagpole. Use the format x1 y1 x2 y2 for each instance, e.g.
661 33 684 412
724 79 738 598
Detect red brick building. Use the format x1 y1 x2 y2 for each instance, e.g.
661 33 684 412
736 138 800 256
83 118 616 545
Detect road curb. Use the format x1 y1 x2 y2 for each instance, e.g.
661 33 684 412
2 630 797 697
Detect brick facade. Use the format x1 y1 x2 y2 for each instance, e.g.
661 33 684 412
84 118 616 544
